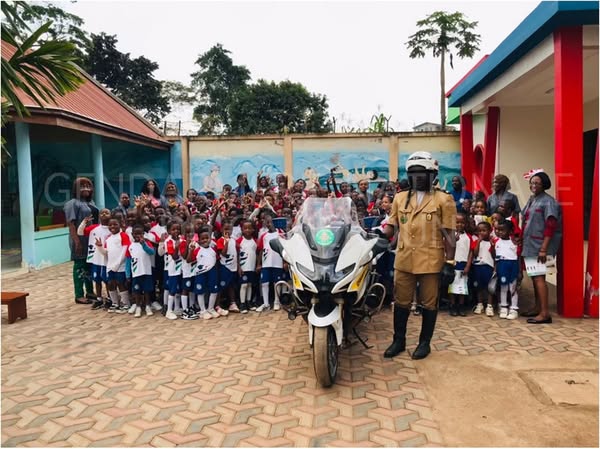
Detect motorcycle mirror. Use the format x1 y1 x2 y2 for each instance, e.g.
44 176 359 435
269 238 284 255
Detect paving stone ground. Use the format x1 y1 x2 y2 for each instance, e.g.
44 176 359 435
1 263 598 447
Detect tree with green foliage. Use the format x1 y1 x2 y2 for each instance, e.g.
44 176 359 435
161 80 196 105
406 11 480 130
190 43 250 134
82 32 170 124
229 80 332 135
191 44 332 135
16 2 90 60
1 1 84 161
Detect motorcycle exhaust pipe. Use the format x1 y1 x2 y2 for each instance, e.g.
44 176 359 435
275 281 293 306
365 282 386 311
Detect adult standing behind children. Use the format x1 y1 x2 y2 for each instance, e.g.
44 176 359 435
140 179 162 208
487 174 521 217
450 176 473 211
520 170 562 324
64 177 98 304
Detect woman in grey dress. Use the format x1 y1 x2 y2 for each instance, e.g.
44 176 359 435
520 172 562 324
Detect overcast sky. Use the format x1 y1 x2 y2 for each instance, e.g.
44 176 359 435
65 0 539 131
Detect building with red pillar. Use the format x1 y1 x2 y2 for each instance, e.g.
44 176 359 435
447 1 598 318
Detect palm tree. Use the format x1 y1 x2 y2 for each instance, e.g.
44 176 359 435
1 1 84 161
406 11 480 131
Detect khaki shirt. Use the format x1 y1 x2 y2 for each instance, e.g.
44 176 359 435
388 189 456 274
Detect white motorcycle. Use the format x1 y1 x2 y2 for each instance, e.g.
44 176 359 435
269 197 389 387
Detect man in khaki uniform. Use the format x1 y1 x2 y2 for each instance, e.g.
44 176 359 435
382 152 456 360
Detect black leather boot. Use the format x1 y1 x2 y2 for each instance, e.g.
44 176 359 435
384 306 410 358
411 308 438 360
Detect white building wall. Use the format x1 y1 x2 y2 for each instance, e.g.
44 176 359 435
497 105 555 208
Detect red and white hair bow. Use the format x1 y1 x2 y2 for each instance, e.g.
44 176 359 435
523 168 544 180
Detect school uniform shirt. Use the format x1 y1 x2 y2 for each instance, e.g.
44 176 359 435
126 241 154 277
216 237 238 272
192 246 218 275
237 237 258 272
125 226 134 240
104 231 131 272
258 230 284 268
165 237 183 276
181 240 197 279
84 224 111 266
455 232 477 263
143 230 161 268
494 238 520 261
471 238 495 267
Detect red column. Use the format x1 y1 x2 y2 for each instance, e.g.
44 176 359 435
554 26 584 318
585 137 599 317
483 107 500 197
460 112 474 190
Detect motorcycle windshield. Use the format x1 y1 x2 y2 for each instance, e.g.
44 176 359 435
290 197 365 262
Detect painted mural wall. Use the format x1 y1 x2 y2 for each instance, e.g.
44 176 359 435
292 136 390 189
397 135 461 191
189 139 285 193
187 133 461 192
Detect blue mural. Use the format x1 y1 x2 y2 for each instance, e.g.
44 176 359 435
190 154 284 193
398 151 461 190
293 149 389 189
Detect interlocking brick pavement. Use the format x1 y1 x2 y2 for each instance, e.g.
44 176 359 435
2 263 598 447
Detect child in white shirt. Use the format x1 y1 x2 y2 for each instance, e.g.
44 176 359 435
96 217 131 313
126 225 155 317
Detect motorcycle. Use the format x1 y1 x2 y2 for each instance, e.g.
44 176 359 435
269 197 389 387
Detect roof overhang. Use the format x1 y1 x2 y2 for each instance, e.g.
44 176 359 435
10 108 171 150
448 1 599 108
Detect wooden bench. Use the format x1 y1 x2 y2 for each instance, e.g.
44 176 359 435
1 292 29 324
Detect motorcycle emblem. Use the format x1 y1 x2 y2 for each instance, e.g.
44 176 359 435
315 229 335 246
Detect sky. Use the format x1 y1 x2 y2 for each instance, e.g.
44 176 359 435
64 0 540 132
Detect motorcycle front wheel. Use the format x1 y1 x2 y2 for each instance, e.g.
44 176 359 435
312 325 339 387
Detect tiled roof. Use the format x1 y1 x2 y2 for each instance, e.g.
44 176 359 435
2 40 169 146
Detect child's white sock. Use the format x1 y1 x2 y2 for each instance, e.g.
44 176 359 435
198 294 207 312
119 289 131 307
240 284 248 303
167 295 175 313
181 295 189 310
108 290 119 306
500 285 509 308
509 281 519 309
208 293 217 311
261 283 270 306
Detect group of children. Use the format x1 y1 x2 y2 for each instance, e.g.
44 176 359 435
76 170 525 322
448 197 522 319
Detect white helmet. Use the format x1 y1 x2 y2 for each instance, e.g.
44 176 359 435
406 151 439 172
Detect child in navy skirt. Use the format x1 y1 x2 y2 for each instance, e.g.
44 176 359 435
493 219 521 320
469 221 495 317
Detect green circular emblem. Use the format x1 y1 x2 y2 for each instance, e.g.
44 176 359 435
315 229 335 246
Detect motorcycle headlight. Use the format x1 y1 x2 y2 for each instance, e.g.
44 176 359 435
297 263 315 279
341 263 355 276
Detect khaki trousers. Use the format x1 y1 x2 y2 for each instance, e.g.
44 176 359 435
393 270 440 311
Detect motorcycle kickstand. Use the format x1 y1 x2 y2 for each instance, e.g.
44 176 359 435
352 328 373 349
